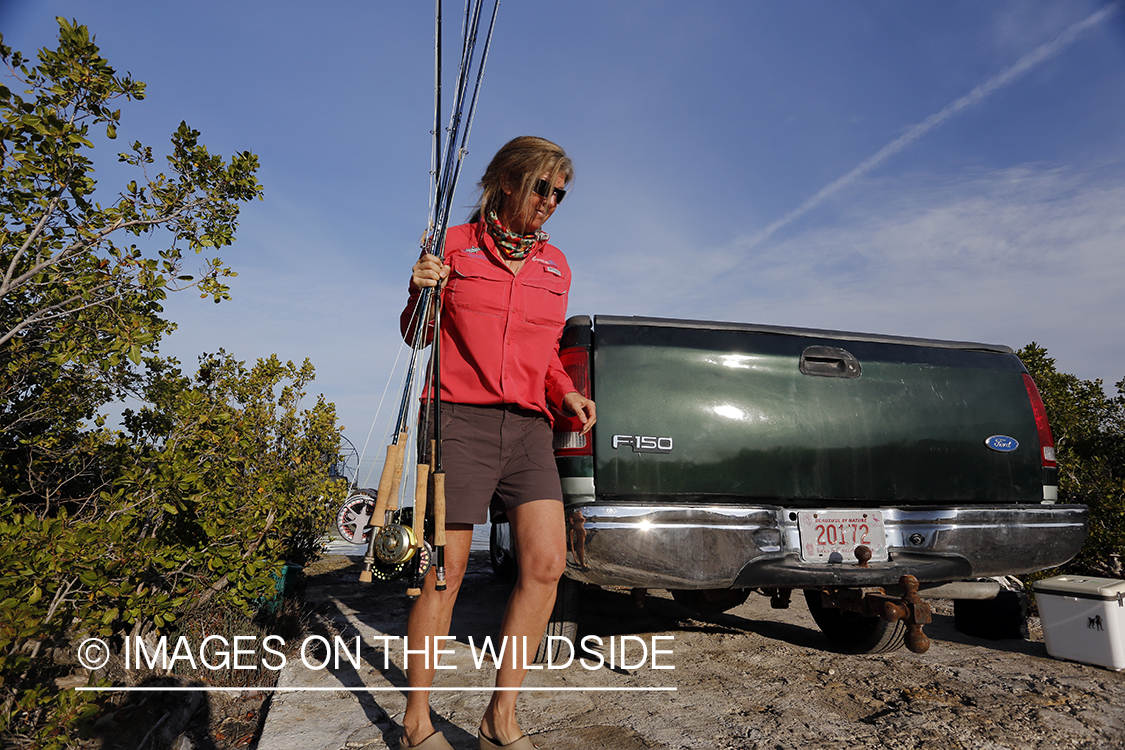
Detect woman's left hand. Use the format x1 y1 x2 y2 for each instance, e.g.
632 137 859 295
562 392 596 434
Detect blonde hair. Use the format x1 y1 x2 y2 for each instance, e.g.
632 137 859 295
471 136 573 223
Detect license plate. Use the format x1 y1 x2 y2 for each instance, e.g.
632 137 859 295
797 510 888 564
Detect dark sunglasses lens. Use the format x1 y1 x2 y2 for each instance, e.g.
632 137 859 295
533 179 565 203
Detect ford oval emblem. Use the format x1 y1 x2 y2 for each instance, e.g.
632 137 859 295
985 435 1019 452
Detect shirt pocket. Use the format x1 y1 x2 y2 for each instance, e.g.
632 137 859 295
445 262 510 319
520 272 569 328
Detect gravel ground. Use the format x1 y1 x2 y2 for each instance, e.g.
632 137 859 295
255 552 1125 750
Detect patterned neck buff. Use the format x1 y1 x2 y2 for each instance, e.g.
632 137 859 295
485 210 547 260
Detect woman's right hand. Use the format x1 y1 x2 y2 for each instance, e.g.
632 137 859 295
411 252 451 290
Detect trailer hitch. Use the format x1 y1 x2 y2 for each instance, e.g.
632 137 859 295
821 574 932 654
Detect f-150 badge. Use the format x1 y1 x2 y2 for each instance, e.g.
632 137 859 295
985 435 1019 452
612 434 673 453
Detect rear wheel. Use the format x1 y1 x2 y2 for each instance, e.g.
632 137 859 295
535 576 580 664
804 590 906 654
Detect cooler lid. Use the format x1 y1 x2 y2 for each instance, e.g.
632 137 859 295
1032 575 1125 602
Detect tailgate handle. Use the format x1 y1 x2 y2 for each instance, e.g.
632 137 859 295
800 346 862 379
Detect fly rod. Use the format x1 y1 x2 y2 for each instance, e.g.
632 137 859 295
404 0 497 594
358 0 499 588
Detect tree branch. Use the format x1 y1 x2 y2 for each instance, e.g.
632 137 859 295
194 508 277 608
1 191 66 298
0 278 120 348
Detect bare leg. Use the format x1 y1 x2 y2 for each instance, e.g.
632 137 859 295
402 525 474 747
479 499 566 744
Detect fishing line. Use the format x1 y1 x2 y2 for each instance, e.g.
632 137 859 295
357 342 412 489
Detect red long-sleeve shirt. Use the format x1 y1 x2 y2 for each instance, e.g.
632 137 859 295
400 222 576 421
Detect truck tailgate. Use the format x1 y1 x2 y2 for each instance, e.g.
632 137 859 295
592 316 1046 505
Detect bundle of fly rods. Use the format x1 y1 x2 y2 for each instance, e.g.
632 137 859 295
359 0 500 598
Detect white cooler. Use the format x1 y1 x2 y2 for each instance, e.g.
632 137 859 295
1032 575 1125 671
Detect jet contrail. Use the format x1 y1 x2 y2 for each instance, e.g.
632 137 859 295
745 2 1122 250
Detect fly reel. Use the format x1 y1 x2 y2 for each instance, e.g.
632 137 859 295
368 538 433 583
365 507 433 583
374 522 418 564
336 491 377 545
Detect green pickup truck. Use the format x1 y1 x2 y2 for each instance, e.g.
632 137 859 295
491 315 1088 655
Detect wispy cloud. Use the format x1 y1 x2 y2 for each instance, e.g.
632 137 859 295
741 3 1122 250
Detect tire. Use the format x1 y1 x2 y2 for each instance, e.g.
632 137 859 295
803 589 906 654
671 588 750 615
535 575 579 664
489 521 517 581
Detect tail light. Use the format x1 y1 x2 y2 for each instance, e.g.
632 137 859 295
1023 374 1057 468
553 346 592 456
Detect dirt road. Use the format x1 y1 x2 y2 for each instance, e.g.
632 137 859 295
259 552 1125 750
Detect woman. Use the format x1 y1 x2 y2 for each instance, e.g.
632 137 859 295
399 136 595 750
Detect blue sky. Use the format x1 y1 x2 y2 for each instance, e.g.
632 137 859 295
4 1 1124 478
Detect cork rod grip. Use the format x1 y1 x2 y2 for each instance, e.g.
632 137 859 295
433 471 446 547
385 431 409 512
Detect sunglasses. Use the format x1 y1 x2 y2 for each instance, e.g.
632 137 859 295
532 178 566 204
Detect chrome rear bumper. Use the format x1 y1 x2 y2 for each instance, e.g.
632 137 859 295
562 501 1088 589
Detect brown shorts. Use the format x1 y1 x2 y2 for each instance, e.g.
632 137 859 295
430 402 563 525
